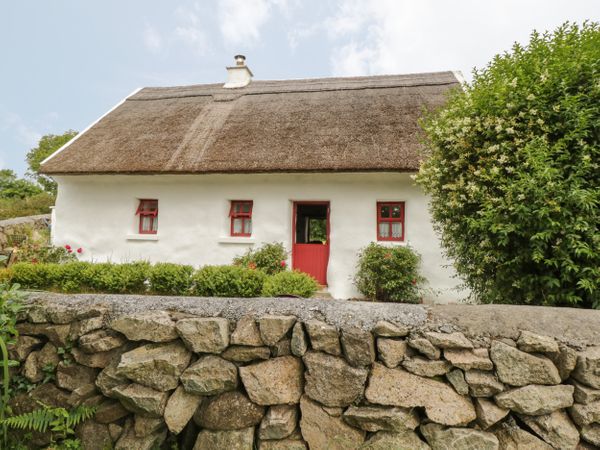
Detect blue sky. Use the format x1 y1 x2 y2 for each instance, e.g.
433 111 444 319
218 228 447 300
1 0 597 175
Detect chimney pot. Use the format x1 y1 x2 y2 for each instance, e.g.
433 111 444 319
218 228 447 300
224 55 253 89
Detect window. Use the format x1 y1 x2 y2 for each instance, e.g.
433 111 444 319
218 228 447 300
136 199 158 234
230 200 253 236
377 202 404 241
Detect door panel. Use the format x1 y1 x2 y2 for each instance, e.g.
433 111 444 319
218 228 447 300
292 202 330 285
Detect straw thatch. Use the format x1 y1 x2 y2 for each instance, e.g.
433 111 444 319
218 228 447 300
41 72 460 175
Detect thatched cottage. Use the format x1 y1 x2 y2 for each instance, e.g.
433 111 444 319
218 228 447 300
41 56 464 302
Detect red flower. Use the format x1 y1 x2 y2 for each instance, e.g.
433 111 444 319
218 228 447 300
67 249 73 254
77 248 83 254
248 262 257 270
31 258 38 264
280 260 287 267
65 245 71 250
411 279 417 285
384 253 392 259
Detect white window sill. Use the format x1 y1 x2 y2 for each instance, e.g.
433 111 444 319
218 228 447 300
377 240 408 246
126 234 159 241
218 236 256 244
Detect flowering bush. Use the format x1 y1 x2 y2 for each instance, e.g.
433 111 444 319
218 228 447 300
233 243 288 275
354 243 424 303
416 22 600 308
192 265 266 297
262 270 318 298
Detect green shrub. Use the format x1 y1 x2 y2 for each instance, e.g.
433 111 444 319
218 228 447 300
149 263 194 295
0 268 12 284
0 192 55 220
354 243 424 303
416 22 600 308
10 262 60 290
192 265 266 297
81 262 150 294
55 261 92 293
15 244 75 265
233 243 288 275
262 271 318 297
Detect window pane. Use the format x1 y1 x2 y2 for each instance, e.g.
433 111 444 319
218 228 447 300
244 218 252 234
380 205 390 218
233 203 241 214
241 203 251 213
392 222 402 238
233 218 243 234
152 217 158 232
391 205 402 218
378 222 389 237
141 216 152 232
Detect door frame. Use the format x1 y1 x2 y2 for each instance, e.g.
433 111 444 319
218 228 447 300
291 201 330 285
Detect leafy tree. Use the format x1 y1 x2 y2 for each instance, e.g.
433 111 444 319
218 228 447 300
26 130 77 194
416 22 599 308
0 170 42 199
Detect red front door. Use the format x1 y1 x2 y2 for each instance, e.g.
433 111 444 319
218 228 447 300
292 202 330 285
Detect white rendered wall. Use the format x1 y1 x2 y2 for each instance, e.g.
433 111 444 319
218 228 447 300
52 173 466 303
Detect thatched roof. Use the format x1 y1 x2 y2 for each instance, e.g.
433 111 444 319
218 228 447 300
41 72 460 175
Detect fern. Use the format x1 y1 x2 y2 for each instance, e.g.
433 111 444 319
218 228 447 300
2 408 55 433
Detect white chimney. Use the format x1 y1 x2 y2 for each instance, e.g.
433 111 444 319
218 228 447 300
223 54 253 88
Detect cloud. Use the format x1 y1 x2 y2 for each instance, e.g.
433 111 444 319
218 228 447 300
173 3 211 54
0 112 41 147
218 0 290 46
143 22 163 52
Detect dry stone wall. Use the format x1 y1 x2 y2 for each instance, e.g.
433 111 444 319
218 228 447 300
0 214 50 250
10 293 600 449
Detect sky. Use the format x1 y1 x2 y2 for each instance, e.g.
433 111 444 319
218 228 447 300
0 0 598 176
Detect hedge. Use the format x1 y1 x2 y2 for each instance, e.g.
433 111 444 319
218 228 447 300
6 261 317 298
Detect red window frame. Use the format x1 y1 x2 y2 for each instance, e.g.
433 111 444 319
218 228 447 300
136 199 158 234
377 202 405 241
230 200 253 237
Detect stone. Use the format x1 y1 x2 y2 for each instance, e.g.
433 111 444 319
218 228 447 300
108 423 123 441
447 369 469 395
17 322 70 347
193 427 254 450
408 337 440 360
115 419 167 450
444 348 493 371
305 319 341 356
117 341 191 391
258 315 296 346
518 410 580 449
366 364 476 426
572 346 600 389
495 384 574 415
425 331 473 349
581 424 600 447
23 342 60 382
164 385 203 434
474 398 509 429
231 316 263 346
291 322 308 357
373 321 409 337
8 335 43 361
402 357 451 377
517 331 559 353
222 345 271 363
376 338 408 368
493 420 553 450
134 415 164 437
299 395 365 450
23 351 43 383
259 405 298 440
180 355 238 396
76 420 112 450
303 351 369 407
552 345 578 380
112 383 169 418
79 329 126 353
271 339 292 357
240 356 303 405
95 400 131 423
57 361 97 391
259 439 307 450
360 430 430 450
464 370 504 397
490 340 561 386
96 359 129 397
568 400 600 426
69 315 105 340
176 317 230 353
342 405 419 432
195 391 265 430
71 347 122 368
111 311 178 342
572 380 600 404
341 327 375 367
420 423 499 450
67 384 98 407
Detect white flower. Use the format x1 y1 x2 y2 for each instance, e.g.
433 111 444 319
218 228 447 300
509 78 518 87
527 93 536 101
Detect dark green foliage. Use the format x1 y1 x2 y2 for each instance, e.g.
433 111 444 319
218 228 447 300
0 170 42 199
262 270 318 297
192 265 266 297
26 131 78 194
10 262 60 290
416 22 600 307
233 242 288 275
0 192 55 220
354 243 424 303
149 263 194 295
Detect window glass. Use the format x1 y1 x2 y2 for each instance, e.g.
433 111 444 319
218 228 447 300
379 223 389 238
391 205 402 218
391 222 402 238
380 205 390 218
233 218 243 234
